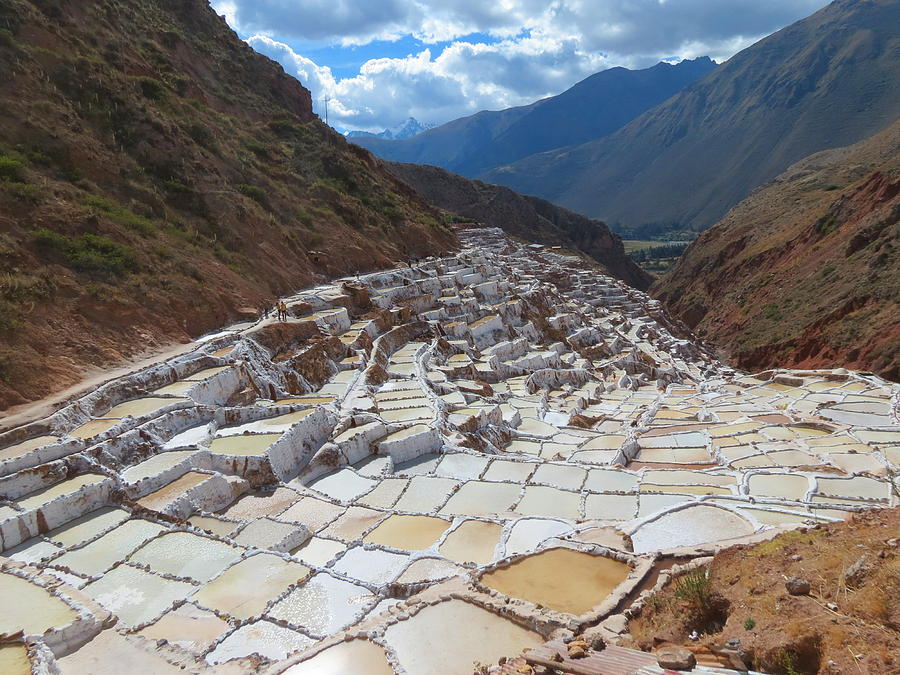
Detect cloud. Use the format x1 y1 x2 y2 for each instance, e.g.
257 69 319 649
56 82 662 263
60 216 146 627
218 0 831 130
250 34 610 131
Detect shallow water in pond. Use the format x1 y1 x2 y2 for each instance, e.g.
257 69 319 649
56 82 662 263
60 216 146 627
631 504 755 553
308 469 377 502
139 603 230 653
439 520 501 565
480 547 630 615
0 643 30 675
383 599 543 675
104 397 187 418
122 451 197 484
283 640 393 675
514 485 580 520
393 476 458 512
267 573 373 636
439 481 520 517
0 572 77 635
15 473 106 510
0 434 59 461
207 433 282 456
191 553 309 619
218 410 313 436
137 471 210 511
47 506 130 548
291 537 346 566
747 473 809 500
206 620 313 665
53 519 167 577
69 418 121 439
363 514 449 550
504 519 573 556
129 531 242 582
330 546 408 585
85 564 195 627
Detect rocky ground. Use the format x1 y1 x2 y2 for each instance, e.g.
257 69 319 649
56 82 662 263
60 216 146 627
626 507 900 674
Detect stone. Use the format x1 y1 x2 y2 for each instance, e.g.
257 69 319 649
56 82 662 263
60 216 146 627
567 646 587 659
655 646 696 671
843 554 872 588
785 577 811 595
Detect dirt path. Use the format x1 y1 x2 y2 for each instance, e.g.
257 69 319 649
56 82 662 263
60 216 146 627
0 339 199 434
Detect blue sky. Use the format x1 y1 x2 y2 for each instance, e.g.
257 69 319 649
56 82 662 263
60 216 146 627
212 0 831 133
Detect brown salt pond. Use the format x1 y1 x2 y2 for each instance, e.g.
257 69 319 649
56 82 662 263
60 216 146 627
207 433 282 455
283 640 393 675
190 553 310 619
0 434 59 462
69 418 121 440
137 471 211 511
0 572 77 635
383 599 543 675
0 643 30 675
480 547 631 615
439 520 502 565
363 514 449 550
139 603 230 653
104 397 188 418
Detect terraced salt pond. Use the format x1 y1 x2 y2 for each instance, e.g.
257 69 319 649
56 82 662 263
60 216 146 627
0 227 897 673
481 548 632 615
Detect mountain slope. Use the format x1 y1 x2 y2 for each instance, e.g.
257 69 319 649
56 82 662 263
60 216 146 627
353 58 716 178
385 162 652 290
484 0 900 234
0 0 456 410
652 118 900 380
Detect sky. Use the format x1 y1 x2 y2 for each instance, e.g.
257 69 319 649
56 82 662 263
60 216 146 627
211 0 831 134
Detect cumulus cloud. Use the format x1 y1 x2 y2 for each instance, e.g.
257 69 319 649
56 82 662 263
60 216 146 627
250 34 610 130
216 0 831 130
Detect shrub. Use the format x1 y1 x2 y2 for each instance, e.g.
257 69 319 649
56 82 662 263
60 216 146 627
1 182 40 203
33 228 136 276
81 195 155 236
744 618 756 631
237 183 269 208
65 233 137 275
0 154 25 182
0 300 22 332
137 76 166 100
674 569 713 607
186 122 215 150
245 141 270 159
815 216 837 236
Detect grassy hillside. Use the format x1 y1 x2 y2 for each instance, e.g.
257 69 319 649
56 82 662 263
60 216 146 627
653 119 900 380
0 0 456 409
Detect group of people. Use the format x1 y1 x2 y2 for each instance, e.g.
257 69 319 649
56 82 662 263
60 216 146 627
261 300 289 322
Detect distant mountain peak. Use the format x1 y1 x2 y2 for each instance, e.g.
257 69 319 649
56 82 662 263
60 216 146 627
347 117 435 141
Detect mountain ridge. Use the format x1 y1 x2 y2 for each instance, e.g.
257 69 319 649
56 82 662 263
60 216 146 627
483 0 900 234
352 57 717 178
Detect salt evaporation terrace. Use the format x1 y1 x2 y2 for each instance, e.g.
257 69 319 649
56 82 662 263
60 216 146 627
0 227 898 674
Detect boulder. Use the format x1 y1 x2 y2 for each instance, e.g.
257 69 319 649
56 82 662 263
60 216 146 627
843 554 872 588
785 577 811 595
655 645 696 671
